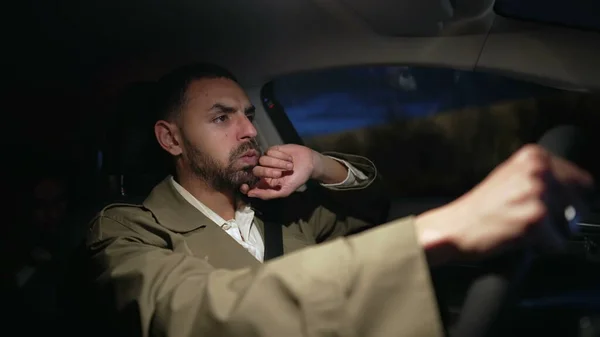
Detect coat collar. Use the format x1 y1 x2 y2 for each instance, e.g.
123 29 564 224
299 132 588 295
143 176 212 233
143 176 266 239
142 176 283 265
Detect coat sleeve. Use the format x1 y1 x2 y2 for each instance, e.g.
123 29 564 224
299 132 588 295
88 213 443 337
276 152 391 243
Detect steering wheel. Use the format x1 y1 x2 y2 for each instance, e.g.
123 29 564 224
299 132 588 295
449 250 535 337
450 125 592 337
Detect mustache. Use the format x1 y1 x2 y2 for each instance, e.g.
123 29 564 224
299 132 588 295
230 138 261 160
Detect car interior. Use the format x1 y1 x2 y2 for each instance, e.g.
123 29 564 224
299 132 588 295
4 0 600 336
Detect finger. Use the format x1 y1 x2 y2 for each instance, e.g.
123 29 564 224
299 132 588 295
259 156 294 170
240 184 250 194
247 189 280 200
266 147 293 162
247 187 289 200
550 156 594 189
245 179 269 192
252 166 284 178
266 177 283 187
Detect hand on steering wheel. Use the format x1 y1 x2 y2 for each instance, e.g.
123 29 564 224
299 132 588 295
418 126 594 337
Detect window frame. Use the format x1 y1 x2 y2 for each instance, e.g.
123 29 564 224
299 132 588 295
260 81 306 146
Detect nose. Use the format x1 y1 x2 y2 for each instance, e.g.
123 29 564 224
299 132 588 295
238 113 258 140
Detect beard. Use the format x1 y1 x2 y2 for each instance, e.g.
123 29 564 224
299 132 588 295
182 136 261 194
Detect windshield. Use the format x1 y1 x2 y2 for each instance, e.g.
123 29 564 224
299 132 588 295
263 65 599 199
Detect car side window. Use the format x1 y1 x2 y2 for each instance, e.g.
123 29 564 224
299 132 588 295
264 66 599 199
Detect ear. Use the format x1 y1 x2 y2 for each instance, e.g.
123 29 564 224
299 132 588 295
155 120 183 156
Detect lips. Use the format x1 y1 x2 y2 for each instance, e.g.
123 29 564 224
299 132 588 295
236 150 259 166
240 150 259 159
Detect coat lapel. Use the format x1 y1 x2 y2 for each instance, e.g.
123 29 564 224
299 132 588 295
143 177 260 269
184 222 261 269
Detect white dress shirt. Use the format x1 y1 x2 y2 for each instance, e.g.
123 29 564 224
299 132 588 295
171 156 368 262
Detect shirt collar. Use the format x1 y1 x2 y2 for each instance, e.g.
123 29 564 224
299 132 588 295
169 176 254 226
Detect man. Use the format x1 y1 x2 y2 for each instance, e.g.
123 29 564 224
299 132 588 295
87 63 593 337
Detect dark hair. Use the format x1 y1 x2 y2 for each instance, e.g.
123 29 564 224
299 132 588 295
154 63 238 122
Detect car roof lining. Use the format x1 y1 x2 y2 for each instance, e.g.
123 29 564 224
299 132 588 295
12 0 598 93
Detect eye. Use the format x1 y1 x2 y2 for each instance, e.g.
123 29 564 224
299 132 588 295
245 111 255 122
213 115 228 123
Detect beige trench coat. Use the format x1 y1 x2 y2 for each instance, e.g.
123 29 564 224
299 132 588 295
86 153 444 337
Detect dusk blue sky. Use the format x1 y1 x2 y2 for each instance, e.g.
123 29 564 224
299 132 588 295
273 66 556 138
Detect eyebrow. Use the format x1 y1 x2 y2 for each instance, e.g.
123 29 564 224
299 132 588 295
210 103 255 114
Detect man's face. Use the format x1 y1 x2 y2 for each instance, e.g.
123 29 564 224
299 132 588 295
177 77 261 191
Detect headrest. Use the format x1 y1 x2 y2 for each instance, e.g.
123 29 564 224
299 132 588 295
105 82 170 197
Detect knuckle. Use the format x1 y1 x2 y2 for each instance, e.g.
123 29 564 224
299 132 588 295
517 144 543 162
517 146 550 175
520 144 543 156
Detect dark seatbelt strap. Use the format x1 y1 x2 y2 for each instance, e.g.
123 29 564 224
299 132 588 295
263 220 284 261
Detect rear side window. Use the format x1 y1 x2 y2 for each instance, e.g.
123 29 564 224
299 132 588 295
264 65 599 198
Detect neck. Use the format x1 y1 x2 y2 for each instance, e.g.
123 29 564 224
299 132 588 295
175 172 244 220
